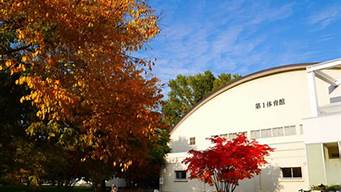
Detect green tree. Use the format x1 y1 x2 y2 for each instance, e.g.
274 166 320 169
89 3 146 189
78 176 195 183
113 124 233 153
213 73 241 91
0 70 82 187
162 71 240 128
122 128 170 189
0 51 39 183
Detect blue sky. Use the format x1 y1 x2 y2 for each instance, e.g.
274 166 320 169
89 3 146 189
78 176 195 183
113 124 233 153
141 0 341 91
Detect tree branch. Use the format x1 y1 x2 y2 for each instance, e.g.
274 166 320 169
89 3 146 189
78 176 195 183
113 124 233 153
2 44 32 55
231 183 237 192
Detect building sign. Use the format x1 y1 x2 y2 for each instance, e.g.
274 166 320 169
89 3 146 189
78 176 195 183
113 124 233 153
255 98 285 109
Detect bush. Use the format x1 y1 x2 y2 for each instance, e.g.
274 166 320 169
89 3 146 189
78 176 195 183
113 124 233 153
311 184 341 191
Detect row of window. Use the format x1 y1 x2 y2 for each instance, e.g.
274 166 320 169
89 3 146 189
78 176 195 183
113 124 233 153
175 167 302 180
250 125 297 139
218 132 247 140
189 124 302 145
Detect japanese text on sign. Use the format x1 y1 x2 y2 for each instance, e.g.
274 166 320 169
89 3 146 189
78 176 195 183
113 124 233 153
255 98 285 109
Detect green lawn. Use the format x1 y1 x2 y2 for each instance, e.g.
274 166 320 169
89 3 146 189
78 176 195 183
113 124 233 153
0 186 93 192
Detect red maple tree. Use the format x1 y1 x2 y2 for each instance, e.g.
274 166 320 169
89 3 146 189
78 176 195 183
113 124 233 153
183 134 273 192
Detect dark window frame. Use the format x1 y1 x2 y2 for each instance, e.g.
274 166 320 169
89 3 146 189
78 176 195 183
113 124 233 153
189 137 195 145
281 167 302 178
175 170 187 180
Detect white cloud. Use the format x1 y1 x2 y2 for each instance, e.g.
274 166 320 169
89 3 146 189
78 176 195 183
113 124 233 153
309 6 341 29
145 1 296 88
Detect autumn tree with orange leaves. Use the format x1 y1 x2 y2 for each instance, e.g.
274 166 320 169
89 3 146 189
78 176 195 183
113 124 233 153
0 0 163 184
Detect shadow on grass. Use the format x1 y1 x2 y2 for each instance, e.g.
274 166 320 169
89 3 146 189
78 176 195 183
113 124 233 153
0 186 93 192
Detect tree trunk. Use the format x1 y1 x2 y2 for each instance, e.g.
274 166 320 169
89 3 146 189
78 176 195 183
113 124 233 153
100 179 106 192
93 181 100 192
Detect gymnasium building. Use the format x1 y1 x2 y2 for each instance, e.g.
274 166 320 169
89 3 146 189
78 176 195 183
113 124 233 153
160 59 341 192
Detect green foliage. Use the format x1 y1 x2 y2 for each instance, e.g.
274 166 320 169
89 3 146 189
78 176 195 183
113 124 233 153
0 21 18 56
0 26 36 183
5 139 46 186
150 129 171 165
122 128 171 189
26 121 79 151
0 70 36 184
162 71 241 127
311 184 341 191
0 70 83 187
213 73 241 91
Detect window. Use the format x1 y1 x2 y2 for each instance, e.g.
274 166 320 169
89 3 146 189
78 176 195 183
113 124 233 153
250 130 260 139
175 171 186 180
324 142 340 159
251 125 297 139
281 167 302 178
292 167 302 177
284 125 296 136
261 129 272 138
272 127 284 137
238 131 247 136
189 137 195 145
218 132 246 140
228 133 237 139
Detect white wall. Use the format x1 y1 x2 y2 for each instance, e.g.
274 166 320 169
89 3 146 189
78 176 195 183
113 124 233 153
303 112 341 144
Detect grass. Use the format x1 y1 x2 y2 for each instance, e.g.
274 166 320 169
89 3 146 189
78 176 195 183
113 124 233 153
0 186 93 192
0 185 157 192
